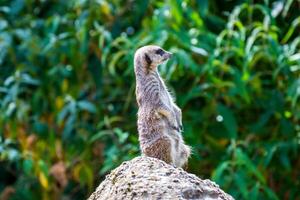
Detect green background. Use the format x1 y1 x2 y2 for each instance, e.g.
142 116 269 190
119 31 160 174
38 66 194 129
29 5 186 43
0 0 299 199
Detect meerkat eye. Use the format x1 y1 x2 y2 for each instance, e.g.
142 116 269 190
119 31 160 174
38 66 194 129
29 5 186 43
155 49 164 56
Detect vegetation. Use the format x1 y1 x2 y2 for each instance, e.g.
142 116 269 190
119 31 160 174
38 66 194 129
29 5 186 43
0 0 299 199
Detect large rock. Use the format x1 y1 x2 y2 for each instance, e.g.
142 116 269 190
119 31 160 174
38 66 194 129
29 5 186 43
88 156 234 200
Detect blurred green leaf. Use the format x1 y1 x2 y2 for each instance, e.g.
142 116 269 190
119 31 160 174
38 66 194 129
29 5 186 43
23 158 34 175
77 100 97 113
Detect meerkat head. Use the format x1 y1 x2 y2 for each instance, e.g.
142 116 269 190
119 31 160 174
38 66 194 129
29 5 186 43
134 45 172 72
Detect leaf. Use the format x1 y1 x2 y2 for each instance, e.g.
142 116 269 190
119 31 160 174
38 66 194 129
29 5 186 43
21 73 40 85
289 53 300 62
0 6 10 13
62 116 75 140
38 160 49 176
282 16 300 43
89 130 112 143
234 172 248 199
77 100 97 113
263 186 280 200
287 79 300 107
279 151 291 170
212 161 230 182
7 148 19 161
10 0 25 15
57 105 69 123
108 50 126 75
235 148 266 184
39 172 49 190
196 0 208 16
263 145 277 167
190 46 208 56
81 164 93 192
0 19 8 30
249 183 260 200
23 158 34 175
114 128 128 144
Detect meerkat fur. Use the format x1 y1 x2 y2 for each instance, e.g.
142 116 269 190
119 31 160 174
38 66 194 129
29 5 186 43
134 45 191 168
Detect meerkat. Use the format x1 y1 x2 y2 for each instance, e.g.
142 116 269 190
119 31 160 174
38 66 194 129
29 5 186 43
134 45 191 168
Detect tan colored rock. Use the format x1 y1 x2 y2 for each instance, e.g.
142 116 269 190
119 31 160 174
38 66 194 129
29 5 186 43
88 156 234 200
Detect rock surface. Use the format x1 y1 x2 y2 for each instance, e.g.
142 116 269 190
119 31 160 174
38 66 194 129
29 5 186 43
88 156 234 200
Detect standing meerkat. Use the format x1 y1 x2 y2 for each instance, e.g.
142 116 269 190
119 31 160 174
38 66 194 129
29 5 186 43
134 45 191 168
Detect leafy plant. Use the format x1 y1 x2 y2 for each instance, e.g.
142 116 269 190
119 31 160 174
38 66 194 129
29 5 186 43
0 0 299 199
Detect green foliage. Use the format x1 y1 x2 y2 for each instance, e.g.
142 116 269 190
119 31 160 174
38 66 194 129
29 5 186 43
0 0 299 199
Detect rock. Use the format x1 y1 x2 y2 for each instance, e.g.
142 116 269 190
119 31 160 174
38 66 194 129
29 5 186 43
88 156 234 200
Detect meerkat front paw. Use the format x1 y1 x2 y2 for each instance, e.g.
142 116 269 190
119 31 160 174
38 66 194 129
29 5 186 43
170 124 180 132
179 124 183 132
171 110 181 132
165 116 180 132
173 106 183 132
157 107 180 131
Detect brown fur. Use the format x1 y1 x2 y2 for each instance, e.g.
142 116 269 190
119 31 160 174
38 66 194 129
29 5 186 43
142 136 172 164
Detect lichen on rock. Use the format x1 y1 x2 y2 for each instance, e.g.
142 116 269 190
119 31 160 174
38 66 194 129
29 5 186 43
88 156 234 200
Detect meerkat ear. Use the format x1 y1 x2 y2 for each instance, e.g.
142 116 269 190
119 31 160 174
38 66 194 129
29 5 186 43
144 53 152 65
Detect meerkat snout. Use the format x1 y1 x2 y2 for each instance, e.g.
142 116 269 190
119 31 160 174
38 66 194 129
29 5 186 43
162 51 172 61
